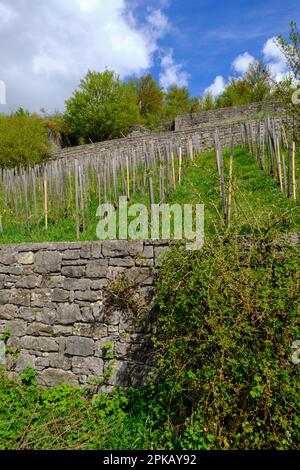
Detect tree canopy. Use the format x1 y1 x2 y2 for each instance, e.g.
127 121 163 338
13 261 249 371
65 70 140 143
163 85 193 119
277 21 300 80
132 74 164 118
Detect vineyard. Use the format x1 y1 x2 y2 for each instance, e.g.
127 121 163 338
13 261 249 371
0 116 299 244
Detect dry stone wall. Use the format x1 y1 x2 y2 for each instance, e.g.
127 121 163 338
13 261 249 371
0 240 170 390
174 100 285 131
53 116 286 167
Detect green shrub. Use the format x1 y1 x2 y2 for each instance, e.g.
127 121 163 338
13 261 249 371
0 369 168 450
21 367 37 386
65 70 141 143
0 114 51 167
154 237 300 449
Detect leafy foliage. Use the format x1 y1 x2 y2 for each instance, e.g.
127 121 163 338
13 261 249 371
0 371 168 450
163 85 194 119
277 21 300 81
216 61 272 108
64 70 140 143
202 91 216 110
132 74 164 119
154 238 300 449
0 113 51 168
244 60 272 101
276 21 300 120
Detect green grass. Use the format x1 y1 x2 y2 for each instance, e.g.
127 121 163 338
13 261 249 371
0 370 167 450
0 147 299 450
0 147 298 244
169 147 300 237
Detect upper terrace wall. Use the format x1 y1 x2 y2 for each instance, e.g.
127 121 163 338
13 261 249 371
174 100 285 131
53 116 286 166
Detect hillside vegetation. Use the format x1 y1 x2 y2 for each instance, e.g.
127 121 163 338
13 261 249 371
1 232 299 449
0 145 299 244
0 142 299 449
0 21 299 451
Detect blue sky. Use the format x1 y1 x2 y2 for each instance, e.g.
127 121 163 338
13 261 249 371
0 0 299 112
138 0 300 97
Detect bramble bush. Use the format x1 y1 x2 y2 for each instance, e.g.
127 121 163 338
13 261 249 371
154 236 300 449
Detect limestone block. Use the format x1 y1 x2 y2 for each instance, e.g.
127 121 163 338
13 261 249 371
65 336 94 357
56 303 81 325
35 252 62 274
38 368 79 387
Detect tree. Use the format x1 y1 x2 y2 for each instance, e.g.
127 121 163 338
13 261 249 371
243 60 272 102
64 70 140 143
163 86 192 119
202 91 215 110
277 21 300 80
190 96 203 113
132 74 164 118
216 61 271 109
0 114 51 167
216 79 251 108
276 21 300 119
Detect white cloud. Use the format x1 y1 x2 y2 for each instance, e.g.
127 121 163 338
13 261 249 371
204 75 226 97
262 37 288 82
263 37 285 63
0 80 6 105
77 0 99 13
232 52 255 74
202 36 292 97
0 0 170 112
147 8 169 37
0 1 17 26
159 49 189 89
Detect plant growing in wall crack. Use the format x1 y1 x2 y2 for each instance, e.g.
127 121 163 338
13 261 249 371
0 329 21 370
103 341 114 381
106 274 145 317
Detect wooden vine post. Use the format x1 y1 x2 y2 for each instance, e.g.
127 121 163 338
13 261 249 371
227 138 234 229
44 177 48 231
292 141 297 201
74 159 80 240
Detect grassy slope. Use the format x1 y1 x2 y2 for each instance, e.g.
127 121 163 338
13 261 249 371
0 147 299 244
168 147 300 238
0 147 299 450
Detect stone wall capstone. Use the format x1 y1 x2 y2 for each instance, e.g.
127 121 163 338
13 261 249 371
0 240 170 391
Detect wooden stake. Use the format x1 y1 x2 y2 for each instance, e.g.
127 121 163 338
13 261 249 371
74 160 79 239
159 161 164 203
227 139 234 229
78 165 85 232
189 139 193 161
214 130 220 175
112 159 119 207
276 138 283 192
171 151 176 189
281 154 287 195
126 155 130 200
178 146 182 184
22 173 30 233
44 177 48 231
218 145 226 220
287 142 291 199
292 141 297 201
